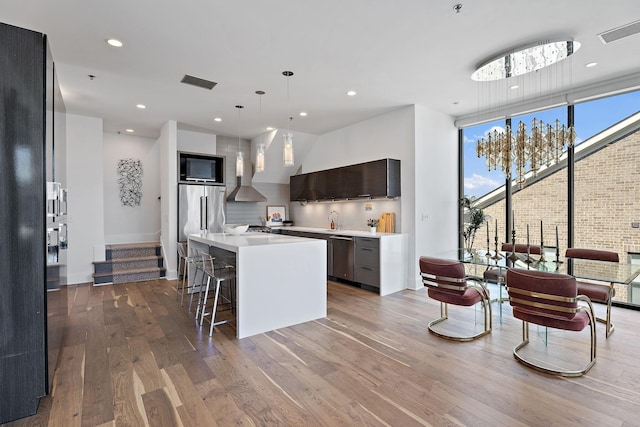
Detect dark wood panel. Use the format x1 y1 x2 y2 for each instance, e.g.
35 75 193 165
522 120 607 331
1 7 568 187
0 22 47 423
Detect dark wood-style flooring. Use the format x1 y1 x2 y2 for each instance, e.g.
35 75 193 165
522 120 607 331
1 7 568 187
5 278 640 426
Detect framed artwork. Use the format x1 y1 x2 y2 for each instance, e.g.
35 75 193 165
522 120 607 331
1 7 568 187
267 205 286 226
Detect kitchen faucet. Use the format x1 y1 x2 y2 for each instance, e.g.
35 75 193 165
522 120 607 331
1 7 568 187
328 210 340 230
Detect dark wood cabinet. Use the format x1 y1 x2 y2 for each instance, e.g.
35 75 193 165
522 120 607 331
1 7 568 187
354 237 380 288
289 159 401 201
0 22 66 424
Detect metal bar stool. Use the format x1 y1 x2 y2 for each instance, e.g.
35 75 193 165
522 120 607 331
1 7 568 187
176 242 195 306
187 246 205 312
196 251 232 335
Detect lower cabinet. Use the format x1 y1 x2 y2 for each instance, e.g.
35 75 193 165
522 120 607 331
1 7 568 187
276 229 407 296
354 237 380 288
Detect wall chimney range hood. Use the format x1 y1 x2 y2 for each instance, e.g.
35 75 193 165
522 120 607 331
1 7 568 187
226 176 267 202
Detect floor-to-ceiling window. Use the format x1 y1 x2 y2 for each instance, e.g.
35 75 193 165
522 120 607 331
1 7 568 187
461 89 640 308
462 118 507 253
574 91 640 305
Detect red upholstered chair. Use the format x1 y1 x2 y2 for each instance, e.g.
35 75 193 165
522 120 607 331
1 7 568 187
506 268 596 377
565 248 619 338
419 257 492 341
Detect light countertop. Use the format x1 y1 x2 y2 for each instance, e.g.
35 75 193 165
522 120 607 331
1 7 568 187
188 232 319 252
275 226 402 238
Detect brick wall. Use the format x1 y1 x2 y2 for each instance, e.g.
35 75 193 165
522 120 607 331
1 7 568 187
472 129 640 302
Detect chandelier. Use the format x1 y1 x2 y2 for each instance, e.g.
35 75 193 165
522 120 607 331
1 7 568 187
473 40 579 186
475 118 575 186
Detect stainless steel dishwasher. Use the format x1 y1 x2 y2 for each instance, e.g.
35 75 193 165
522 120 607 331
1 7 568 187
329 235 354 281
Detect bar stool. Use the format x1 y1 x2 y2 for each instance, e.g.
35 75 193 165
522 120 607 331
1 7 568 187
187 246 205 312
196 252 233 335
176 242 194 306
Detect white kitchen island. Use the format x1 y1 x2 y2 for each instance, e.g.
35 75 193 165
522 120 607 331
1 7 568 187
188 233 326 339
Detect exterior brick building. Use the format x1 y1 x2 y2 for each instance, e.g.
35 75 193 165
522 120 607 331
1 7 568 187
470 114 640 303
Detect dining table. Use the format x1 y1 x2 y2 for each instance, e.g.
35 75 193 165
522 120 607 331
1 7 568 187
437 248 640 321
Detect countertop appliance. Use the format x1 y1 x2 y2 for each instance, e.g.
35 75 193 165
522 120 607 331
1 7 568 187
178 184 226 242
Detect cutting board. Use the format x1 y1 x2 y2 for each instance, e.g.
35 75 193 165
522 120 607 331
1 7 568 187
376 212 395 233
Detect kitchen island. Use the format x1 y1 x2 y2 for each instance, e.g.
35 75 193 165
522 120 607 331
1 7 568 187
188 233 326 339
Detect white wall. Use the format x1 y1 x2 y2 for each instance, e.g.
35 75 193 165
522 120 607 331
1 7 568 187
103 132 161 244
160 121 179 279
66 114 105 284
177 129 216 154
413 104 459 287
295 105 458 290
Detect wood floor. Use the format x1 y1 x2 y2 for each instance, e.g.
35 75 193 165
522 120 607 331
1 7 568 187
5 278 640 427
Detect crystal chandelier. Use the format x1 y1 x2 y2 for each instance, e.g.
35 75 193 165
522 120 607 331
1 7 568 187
475 118 576 186
473 40 579 187
282 71 294 167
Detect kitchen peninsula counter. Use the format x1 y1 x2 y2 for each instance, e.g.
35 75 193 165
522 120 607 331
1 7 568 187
188 233 326 339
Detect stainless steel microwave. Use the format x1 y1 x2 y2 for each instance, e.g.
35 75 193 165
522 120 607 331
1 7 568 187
178 152 225 184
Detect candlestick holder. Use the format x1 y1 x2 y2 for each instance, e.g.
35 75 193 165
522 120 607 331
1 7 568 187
491 235 502 261
507 229 519 263
485 237 492 259
523 242 535 264
539 239 546 263
554 246 563 265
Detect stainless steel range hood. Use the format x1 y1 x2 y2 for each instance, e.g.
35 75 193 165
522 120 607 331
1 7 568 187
226 176 267 202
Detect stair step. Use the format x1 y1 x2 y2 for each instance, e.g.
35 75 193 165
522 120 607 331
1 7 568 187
94 242 165 286
106 242 161 260
93 267 166 286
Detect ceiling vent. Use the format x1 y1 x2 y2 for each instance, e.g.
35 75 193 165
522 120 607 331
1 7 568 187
598 20 640 44
180 74 217 90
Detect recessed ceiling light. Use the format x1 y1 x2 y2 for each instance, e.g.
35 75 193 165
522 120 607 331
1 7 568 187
346 90 357 96
214 117 222 122
510 85 520 90
125 129 134 133
299 112 307 117
266 126 274 131
106 38 123 47
136 104 146 109
585 62 598 68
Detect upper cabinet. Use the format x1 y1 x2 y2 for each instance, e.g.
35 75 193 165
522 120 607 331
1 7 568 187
290 159 401 201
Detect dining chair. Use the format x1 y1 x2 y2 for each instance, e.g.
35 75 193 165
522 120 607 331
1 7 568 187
565 248 619 338
419 256 492 341
506 268 596 377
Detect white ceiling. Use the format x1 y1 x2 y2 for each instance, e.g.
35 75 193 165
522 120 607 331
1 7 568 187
3 1 640 139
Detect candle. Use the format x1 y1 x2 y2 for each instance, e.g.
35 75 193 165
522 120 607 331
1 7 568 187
495 219 498 241
526 224 529 246
486 221 490 243
540 220 543 244
512 210 515 230
556 225 559 250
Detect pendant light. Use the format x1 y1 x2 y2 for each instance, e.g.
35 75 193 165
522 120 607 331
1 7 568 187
235 105 244 178
255 90 266 172
282 71 294 167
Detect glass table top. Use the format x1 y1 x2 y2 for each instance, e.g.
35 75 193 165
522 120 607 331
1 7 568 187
438 249 640 285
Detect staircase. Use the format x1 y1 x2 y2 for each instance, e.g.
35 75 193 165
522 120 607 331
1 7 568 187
93 242 166 285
